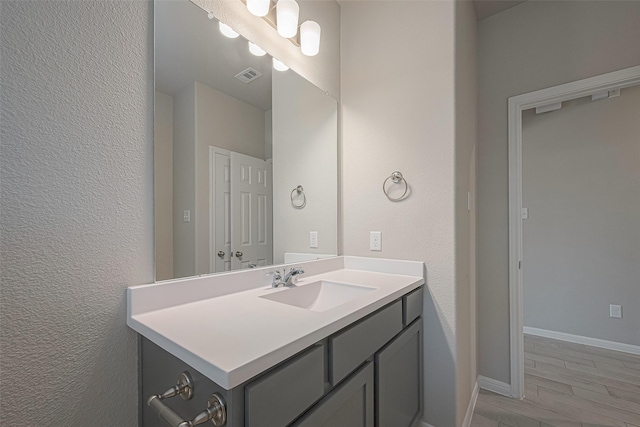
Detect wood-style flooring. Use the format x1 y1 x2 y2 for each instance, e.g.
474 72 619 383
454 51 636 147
471 334 640 427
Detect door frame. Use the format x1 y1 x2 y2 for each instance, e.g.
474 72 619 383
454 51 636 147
507 65 640 399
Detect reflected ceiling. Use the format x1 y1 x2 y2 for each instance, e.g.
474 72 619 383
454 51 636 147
155 0 272 111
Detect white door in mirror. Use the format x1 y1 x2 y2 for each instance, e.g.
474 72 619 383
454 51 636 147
231 152 273 269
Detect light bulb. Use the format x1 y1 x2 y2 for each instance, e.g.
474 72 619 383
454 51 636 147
300 21 321 56
219 22 239 39
208 12 214 20
276 0 299 39
247 0 270 17
273 58 289 71
249 41 266 57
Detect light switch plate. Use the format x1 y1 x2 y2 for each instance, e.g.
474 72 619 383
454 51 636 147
370 231 382 251
183 210 191 223
610 304 622 319
310 231 318 248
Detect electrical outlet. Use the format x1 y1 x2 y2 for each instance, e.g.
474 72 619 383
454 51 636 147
183 210 191 223
310 231 318 248
610 304 622 319
370 231 382 251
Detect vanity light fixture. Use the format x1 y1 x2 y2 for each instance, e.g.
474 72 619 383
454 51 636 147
276 0 299 38
247 0 271 17
219 22 239 39
272 58 289 71
211 1 321 60
248 41 267 56
300 20 320 56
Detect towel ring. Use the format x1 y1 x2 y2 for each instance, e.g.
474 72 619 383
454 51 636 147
383 171 408 202
291 185 306 209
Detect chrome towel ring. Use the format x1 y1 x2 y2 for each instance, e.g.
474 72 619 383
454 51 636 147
383 171 409 201
291 185 306 209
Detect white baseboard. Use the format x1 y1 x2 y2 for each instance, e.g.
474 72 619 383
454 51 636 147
462 381 479 427
478 375 512 397
524 326 640 356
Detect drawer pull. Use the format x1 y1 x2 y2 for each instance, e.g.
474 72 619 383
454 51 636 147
147 371 227 426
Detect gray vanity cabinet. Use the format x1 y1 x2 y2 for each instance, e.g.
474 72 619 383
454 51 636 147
292 362 374 427
140 286 423 427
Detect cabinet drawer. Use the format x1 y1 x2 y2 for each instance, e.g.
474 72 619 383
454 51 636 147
245 345 325 427
403 287 423 326
329 300 403 385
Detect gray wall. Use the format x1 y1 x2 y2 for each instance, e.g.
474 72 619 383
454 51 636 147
173 83 197 278
522 85 640 346
0 1 153 425
477 0 640 384
272 70 338 264
155 90 174 281
454 1 478 424
341 2 477 425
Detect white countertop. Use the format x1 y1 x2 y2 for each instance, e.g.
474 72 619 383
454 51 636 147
127 256 424 389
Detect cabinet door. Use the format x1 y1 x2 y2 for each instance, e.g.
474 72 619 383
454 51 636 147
293 362 374 427
376 319 423 427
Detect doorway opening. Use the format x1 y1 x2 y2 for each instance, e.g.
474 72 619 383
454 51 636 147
507 65 640 399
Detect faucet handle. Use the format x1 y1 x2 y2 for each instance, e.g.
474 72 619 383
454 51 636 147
286 267 305 285
267 270 283 287
266 270 281 278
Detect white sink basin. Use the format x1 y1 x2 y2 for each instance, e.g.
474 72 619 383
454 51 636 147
260 281 376 312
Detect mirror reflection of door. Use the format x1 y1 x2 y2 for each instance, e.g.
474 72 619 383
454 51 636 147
231 152 273 270
211 147 231 273
210 147 273 273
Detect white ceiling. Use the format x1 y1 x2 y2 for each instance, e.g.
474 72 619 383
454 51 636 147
155 0 272 111
473 0 526 20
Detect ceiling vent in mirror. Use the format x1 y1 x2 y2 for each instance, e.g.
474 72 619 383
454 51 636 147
235 68 262 84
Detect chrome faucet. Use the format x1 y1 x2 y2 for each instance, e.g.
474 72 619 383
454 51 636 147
283 267 305 286
268 267 305 288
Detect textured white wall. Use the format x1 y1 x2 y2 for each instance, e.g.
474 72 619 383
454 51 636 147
0 1 153 425
477 0 640 383
272 70 338 264
341 2 478 425
522 86 640 345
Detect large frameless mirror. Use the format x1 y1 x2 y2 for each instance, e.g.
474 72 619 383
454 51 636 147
154 0 338 281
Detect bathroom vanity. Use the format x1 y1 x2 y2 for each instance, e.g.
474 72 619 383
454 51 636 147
128 256 425 427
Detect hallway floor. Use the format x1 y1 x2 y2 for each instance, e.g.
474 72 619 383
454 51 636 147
471 334 640 427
